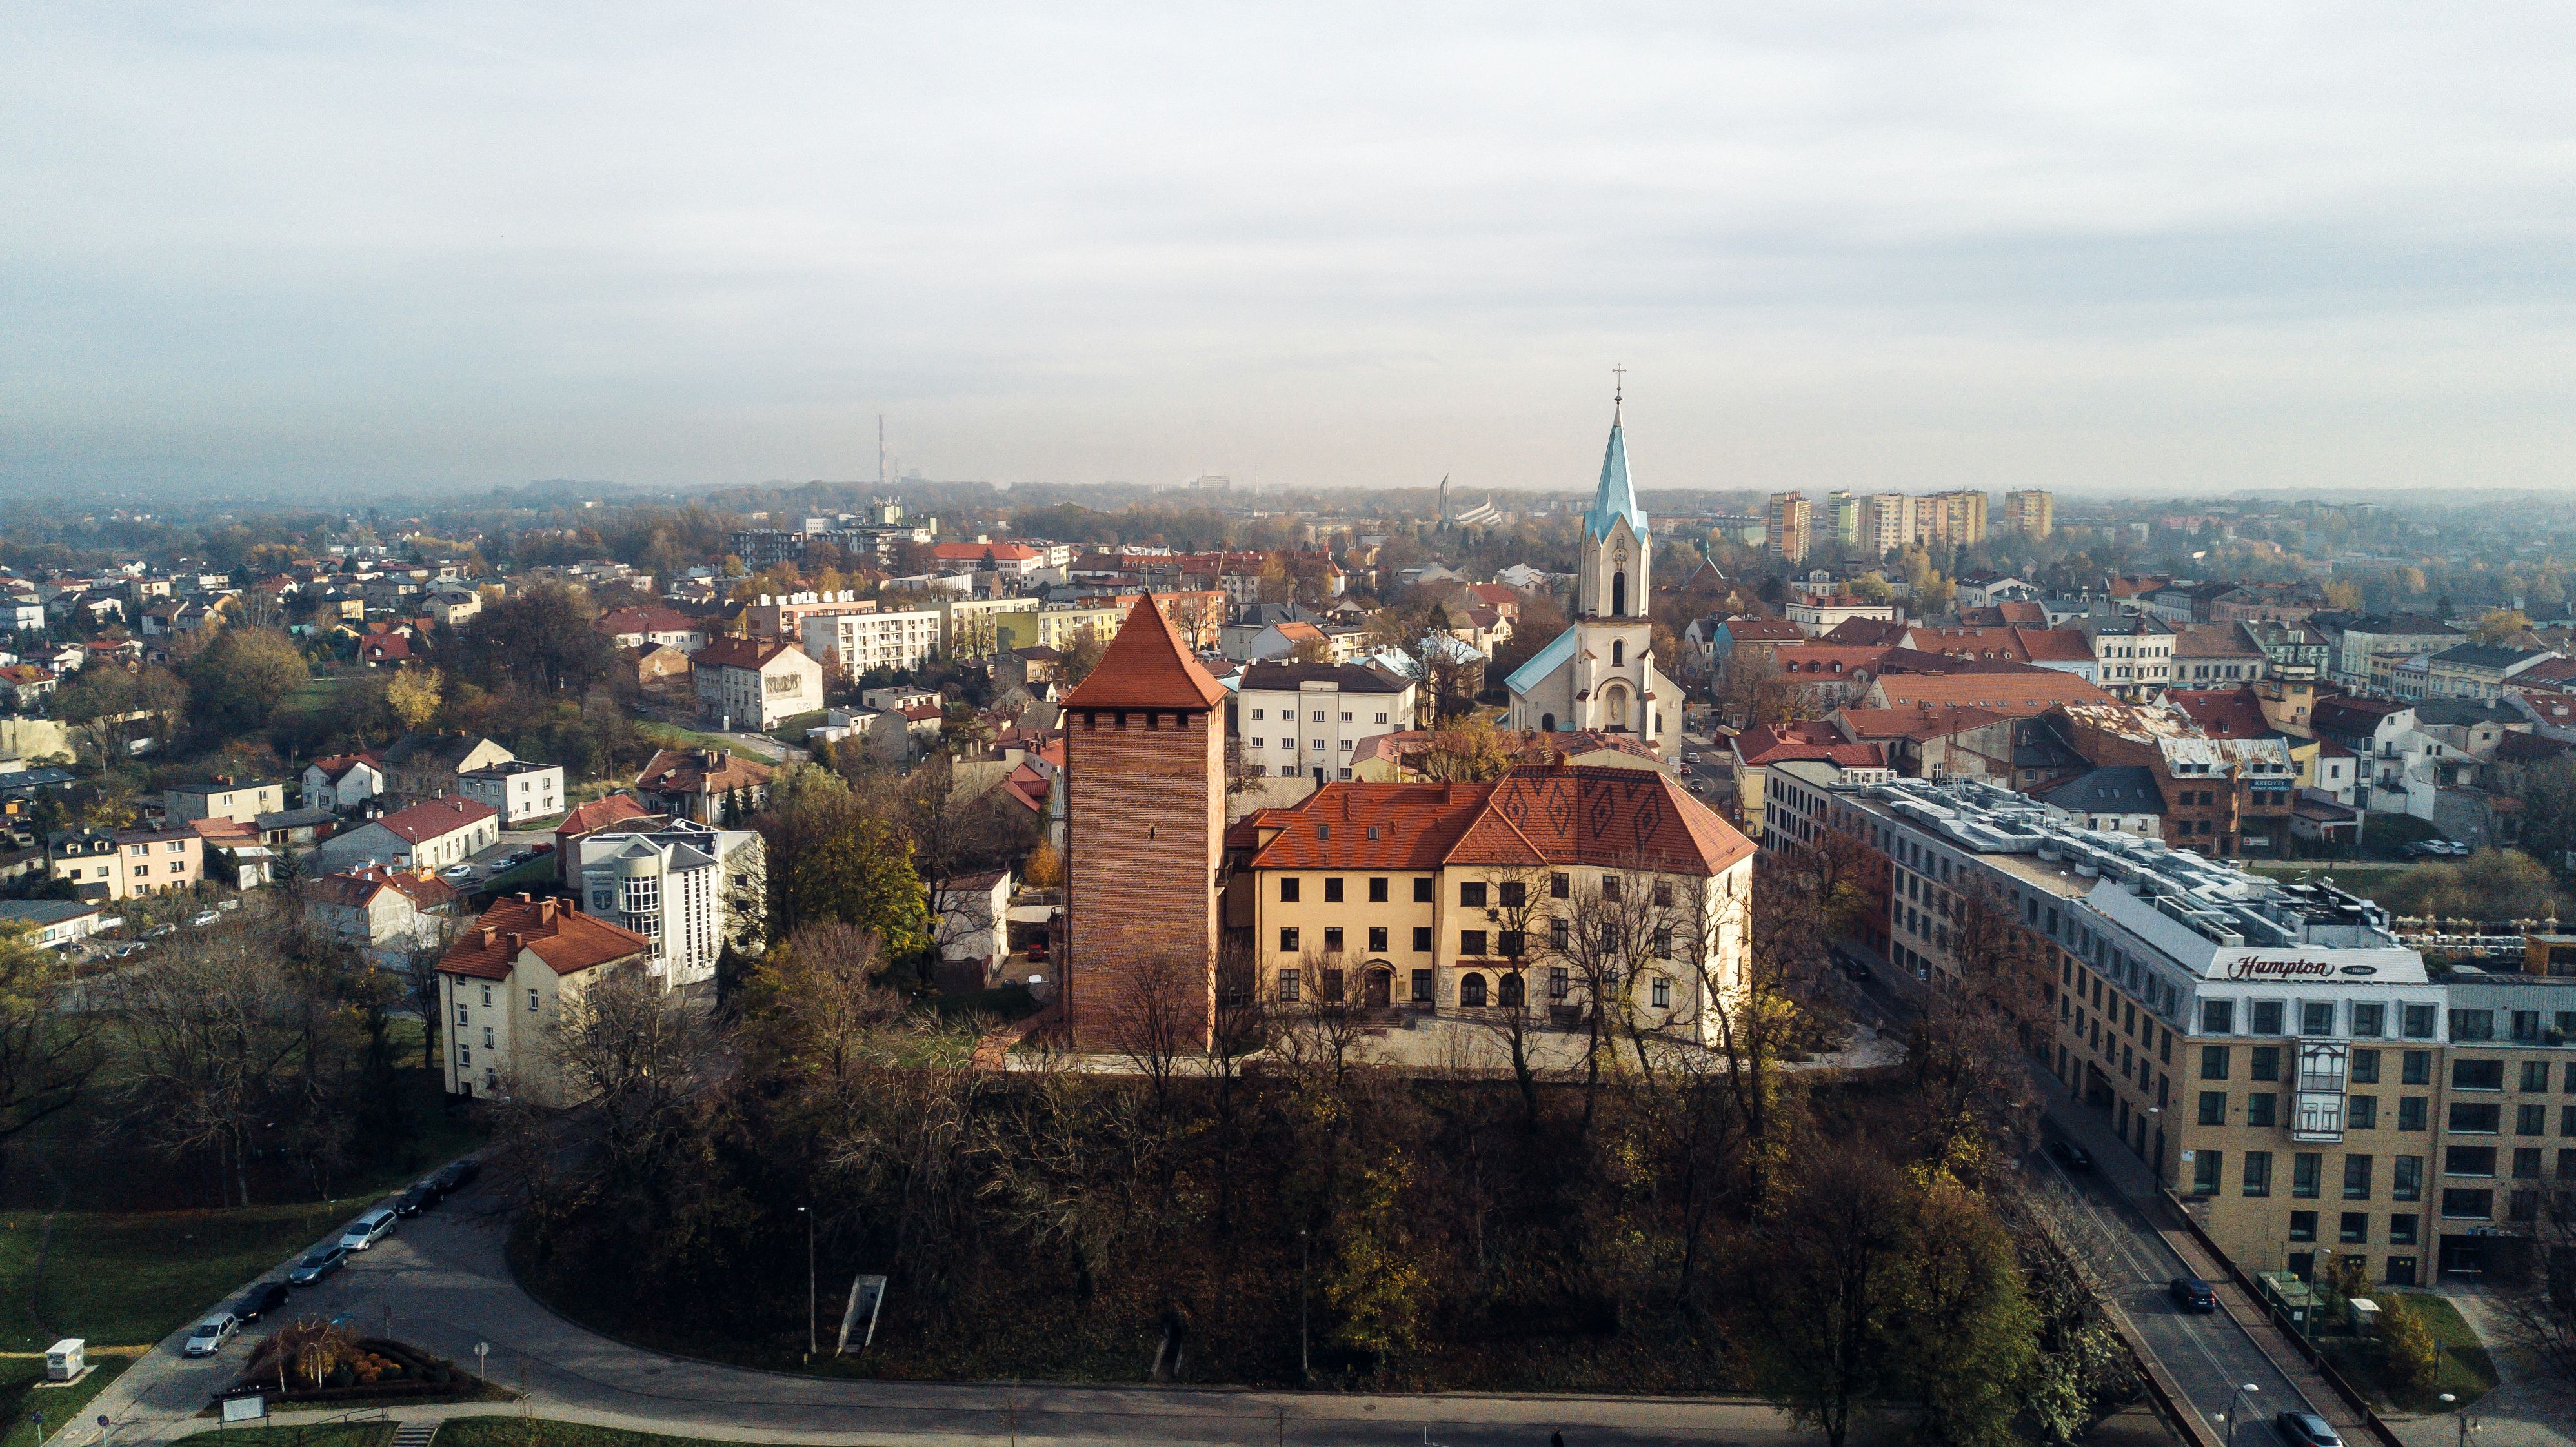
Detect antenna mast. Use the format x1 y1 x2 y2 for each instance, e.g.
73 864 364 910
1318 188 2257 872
877 415 885 491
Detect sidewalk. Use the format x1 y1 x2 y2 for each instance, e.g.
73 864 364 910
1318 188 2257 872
2382 1290 2576 1447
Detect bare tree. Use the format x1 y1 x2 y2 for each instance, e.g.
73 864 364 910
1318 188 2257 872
1107 949 1213 1110
1907 880 2051 1169
740 923 903 1094
0 926 104 1161
104 910 348 1206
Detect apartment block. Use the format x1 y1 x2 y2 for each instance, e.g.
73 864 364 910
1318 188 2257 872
2004 489 2055 540
1764 492 1813 563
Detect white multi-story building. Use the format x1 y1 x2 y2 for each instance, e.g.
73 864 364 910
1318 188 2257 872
800 608 943 677
693 636 825 731
575 822 766 991
2079 614 2177 700
458 760 567 825
1236 661 1419 782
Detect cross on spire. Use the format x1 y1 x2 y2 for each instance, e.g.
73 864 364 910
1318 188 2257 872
1611 363 1626 418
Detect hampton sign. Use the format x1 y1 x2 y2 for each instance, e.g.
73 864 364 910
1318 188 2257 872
2211 949 2429 986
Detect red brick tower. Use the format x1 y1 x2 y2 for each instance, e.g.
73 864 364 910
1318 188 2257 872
1061 594 1227 1048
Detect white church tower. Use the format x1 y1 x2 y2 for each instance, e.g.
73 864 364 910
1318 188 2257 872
1503 390 1682 764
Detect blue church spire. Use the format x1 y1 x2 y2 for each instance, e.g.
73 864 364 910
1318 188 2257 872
1582 375 1647 545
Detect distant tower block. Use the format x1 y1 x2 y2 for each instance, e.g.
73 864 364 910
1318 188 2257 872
1061 594 1227 1049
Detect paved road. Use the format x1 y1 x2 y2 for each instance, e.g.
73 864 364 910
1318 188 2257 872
85 1177 1834 1447
1833 955 2317 1447
2030 1113 2306 1447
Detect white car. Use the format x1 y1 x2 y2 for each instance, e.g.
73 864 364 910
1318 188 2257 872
440 864 478 882
183 1314 239 1357
337 1208 398 1251
188 911 221 927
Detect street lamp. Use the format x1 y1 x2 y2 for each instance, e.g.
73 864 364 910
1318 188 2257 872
797 1206 816 1359
1297 1228 1311 1384
2220 1382 2260 1446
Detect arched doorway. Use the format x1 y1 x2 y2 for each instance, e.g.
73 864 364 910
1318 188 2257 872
1460 973 1488 1008
1611 570 1627 617
1540 713 1555 733
1499 972 1525 1008
1364 966 1392 1009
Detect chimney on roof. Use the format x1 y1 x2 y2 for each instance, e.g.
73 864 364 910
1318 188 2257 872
478 926 496 948
538 898 558 924
505 932 524 953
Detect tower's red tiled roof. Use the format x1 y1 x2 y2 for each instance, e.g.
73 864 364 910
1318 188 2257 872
1062 594 1227 711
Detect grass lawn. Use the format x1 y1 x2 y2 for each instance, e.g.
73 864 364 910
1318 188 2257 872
766 710 825 747
0 1069 487 1353
440 1417 805 1447
634 723 733 754
2318 1291 2497 1413
0 1355 130 1447
170 1426 392 1447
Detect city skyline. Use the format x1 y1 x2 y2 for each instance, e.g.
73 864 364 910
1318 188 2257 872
6 4 2572 497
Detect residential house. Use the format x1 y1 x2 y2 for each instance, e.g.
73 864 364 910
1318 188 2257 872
2171 624 2271 686
556 794 661 886
634 747 776 824
2309 612 2464 691
307 796 501 875
458 761 567 826
46 826 201 900
383 731 515 802
302 753 387 813
931 868 1014 989
0 900 111 950
2040 765 2167 837
298 864 465 962
164 776 287 825
595 605 708 653
0 667 55 711
2076 614 2177 700
694 636 824 730
1234 661 1420 783
2423 644 2563 702
437 894 654 1103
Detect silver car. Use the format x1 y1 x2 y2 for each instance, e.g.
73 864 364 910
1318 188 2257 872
183 1314 239 1357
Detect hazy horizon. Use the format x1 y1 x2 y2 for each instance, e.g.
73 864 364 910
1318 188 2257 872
6 5 2572 498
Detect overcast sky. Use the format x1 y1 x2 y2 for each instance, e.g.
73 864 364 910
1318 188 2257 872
5 3 2571 499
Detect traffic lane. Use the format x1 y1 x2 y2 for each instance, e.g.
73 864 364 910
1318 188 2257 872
2033 1129 2302 1447
356 1186 1822 1447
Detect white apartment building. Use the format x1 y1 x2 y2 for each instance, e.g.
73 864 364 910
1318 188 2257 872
2080 615 2177 700
800 608 943 677
1236 661 1419 782
458 760 567 826
575 822 767 991
693 636 825 731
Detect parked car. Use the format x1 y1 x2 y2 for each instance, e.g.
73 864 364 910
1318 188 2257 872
337 1208 397 1251
440 864 477 882
1833 949 1871 983
287 1246 347 1286
145 924 177 939
2168 1277 2217 1312
183 1313 239 1357
231 1281 290 1323
394 1180 442 1217
2047 1139 2095 1173
428 1158 482 1193
188 911 221 927
2276 1413 2342 1447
